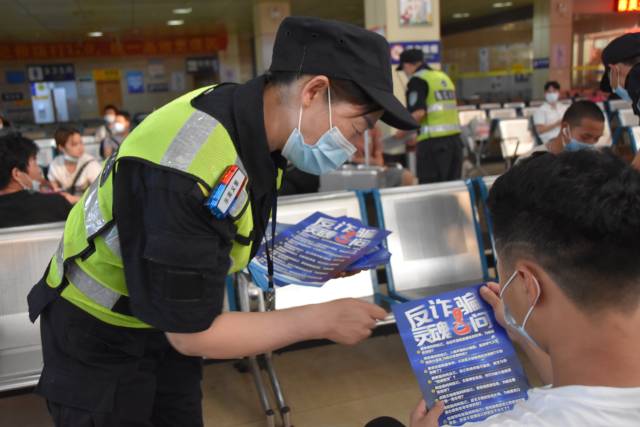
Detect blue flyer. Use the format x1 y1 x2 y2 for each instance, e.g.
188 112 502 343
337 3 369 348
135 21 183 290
393 284 529 426
249 212 389 288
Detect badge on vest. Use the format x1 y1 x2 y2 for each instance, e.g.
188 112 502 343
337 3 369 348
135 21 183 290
206 165 247 219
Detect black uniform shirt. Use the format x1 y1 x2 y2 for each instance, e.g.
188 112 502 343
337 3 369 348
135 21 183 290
114 76 286 333
0 190 71 228
405 64 430 113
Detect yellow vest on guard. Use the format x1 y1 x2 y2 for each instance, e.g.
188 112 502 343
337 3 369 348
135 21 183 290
43 86 257 328
415 69 461 141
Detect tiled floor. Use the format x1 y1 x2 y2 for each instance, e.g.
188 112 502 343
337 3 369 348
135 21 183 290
0 333 540 427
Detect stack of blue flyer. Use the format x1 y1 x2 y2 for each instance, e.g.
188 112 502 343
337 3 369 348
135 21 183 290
248 212 390 289
393 284 530 426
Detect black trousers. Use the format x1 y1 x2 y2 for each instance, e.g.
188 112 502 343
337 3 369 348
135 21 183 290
416 134 464 184
36 298 204 427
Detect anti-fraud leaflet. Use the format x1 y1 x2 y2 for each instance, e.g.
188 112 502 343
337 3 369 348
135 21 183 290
393 285 529 426
249 212 389 287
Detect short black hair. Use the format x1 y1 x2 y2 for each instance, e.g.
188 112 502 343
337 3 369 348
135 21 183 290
103 104 118 113
0 133 38 189
622 55 640 66
116 111 131 122
488 149 640 312
54 126 80 149
544 81 560 91
562 100 605 127
265 71 381 114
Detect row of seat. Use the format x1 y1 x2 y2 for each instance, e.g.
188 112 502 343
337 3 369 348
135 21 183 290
0 177 501 393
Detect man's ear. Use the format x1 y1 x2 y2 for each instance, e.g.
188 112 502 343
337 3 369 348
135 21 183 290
300 75 329 109
10 166 22 182
518 261 546 307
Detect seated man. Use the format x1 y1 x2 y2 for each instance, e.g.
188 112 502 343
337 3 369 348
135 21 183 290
0 133 72 228
407 149 640 426
520 100 604 160
533 81 568 144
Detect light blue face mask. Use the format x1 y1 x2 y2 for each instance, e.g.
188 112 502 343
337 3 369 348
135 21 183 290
611 68 633 102
500 270 542 351
282 88 357 175
563 128 594 152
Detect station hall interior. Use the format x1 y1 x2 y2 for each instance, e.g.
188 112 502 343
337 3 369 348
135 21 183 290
2 0 640 426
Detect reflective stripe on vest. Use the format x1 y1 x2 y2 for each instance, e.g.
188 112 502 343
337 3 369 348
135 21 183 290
160 110 219 172
420 124 462 135
427 103 458 114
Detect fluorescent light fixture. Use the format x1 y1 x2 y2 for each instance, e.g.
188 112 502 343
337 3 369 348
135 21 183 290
167 19 184 26
452 12 470 19
173 7 192 14
88 31 103 37
493 1 513 7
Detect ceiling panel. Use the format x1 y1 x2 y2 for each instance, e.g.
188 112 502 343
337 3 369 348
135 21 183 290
2 0 533 44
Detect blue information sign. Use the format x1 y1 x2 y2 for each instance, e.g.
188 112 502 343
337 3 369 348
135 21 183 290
393 285 530 426
390 41 441 64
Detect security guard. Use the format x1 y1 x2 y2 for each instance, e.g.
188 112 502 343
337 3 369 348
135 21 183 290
27 17 418 426
396 49 463 184
599 33 640 170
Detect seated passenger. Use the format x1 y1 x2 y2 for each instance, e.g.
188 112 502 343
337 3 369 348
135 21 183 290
48 126 101 197
520 100 604 161
533 81 569 144
0 133 71 228
94 104 117 144
402 150 640 426
100 110 131 158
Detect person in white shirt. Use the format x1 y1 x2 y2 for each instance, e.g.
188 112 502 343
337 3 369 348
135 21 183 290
518 100 605 162
48 126 101 202
533 81 569 144
94 104 117 144
407 149 640 426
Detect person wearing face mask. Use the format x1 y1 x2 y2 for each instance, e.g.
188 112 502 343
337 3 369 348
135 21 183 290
94 104 118 144
27 17 418 427
100 111 131 159
371 150 640 427
533 81 569 144
0 133 71 228
599 33 640 171
47 127 101 200
518 100 605 162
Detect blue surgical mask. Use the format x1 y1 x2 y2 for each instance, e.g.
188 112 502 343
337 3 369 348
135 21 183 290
19 171 41 193
500 270 542 351
563 128 594 152
612 68 633 102
282 88 357 175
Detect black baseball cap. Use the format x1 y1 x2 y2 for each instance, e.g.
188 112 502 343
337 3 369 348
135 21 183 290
396 49 425 71
600 33 640 92
269 16 418 130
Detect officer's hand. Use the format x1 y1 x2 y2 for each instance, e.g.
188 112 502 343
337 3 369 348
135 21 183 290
315 298 387 345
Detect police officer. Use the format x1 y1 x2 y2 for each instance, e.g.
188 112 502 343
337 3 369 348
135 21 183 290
27 17 418 427
599 33 640 170
395 49 463 184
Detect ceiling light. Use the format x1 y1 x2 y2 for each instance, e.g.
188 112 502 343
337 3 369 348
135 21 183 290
173 7 192 14
493 1 513 7
452 12 470 19
167 19 184 26
88 31 103 37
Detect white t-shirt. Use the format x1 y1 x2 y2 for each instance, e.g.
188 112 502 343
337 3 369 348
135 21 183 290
533 102 568 143
47 153 102 193
456 385 640 426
